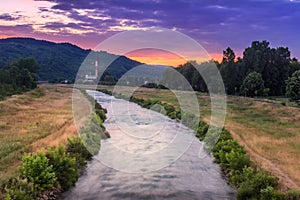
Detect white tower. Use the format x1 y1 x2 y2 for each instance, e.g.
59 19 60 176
95 58 98 78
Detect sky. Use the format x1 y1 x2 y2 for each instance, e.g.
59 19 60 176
0 0 300 66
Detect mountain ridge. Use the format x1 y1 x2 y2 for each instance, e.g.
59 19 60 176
0 37 170 81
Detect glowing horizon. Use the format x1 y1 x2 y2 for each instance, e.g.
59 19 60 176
125 49 223 67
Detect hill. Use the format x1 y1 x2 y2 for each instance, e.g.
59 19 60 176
0 38 170 81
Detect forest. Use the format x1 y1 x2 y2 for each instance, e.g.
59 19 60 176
161 40 300 101
0 57 40 100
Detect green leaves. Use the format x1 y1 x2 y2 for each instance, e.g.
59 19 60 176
240 72 265 97
19 153 56 192
45 145 79 191
4 137 94 199
0 57 40 100
286 70 300 101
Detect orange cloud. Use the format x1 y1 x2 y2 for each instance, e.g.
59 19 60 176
125 48 223 66
209 53 223 63
125 49 223 67
125 49 186 66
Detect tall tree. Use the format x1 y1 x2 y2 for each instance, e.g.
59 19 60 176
220 47 238 94
243 41 291 95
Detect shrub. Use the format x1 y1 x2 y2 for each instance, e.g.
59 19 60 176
80 114 102 155
19 153 56 192
45 145 79 191
203 126 222 150
226 150 250 171
95 108 107 122
175 110 181 120
168 111 177 119
236 184 255 200
260 186 287 200
66 137 92 168
196 121 209 140
230 167 254 186
163 104 175 115
237 171 279 200
218 129 232 141
181 112 198 130
287 189 300 200
3 177 36 200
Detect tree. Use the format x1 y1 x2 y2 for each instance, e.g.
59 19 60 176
240 72 265 97
289 58 300 77
243 41 291 96
12 57 40 74
286 70 300 101
220 47 238 94
222 47 236 63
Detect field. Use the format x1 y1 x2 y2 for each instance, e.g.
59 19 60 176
0 84 91 184
96 85 300 191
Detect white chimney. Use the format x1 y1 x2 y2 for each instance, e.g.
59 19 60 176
95 58 98 77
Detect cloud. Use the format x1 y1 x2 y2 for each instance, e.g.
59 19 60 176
0 24 34 37
2 0 299 59
0 13 22 21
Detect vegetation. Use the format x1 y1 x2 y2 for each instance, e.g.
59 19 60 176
1 137 95 199
19 153 57 193
0 85 108 199
1 98 108 199
161 40 300 100
45 145 79 191
65 137 93 169
240 71 266 97
80 89 109 152
0 57 39 100
0 38 144 82
286 70 300 101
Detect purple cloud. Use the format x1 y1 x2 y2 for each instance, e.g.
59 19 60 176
0 13 21 21
25 0 300 58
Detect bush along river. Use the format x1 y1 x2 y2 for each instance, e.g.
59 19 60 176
62 90 235 200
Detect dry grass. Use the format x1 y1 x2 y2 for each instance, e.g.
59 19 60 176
96 85 300 190
0 84 91 183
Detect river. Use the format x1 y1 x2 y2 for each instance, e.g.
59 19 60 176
62 90 235 200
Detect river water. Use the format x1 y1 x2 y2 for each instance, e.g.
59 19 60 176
62 91 235 200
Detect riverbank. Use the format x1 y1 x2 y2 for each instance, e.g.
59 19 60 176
0 84 107 199
0 85 81 185
97 86 300 199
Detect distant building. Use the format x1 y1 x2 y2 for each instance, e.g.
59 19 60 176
85 58 99 81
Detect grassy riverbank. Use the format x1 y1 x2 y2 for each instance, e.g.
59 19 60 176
0 85 108 199
0 85 84 185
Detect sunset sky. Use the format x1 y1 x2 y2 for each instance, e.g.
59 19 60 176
0 0 299 66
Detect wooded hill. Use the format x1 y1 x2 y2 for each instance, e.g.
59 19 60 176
0 38 145 81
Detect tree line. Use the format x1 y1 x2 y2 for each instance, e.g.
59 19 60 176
161 40 300 101
0 57 40 100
